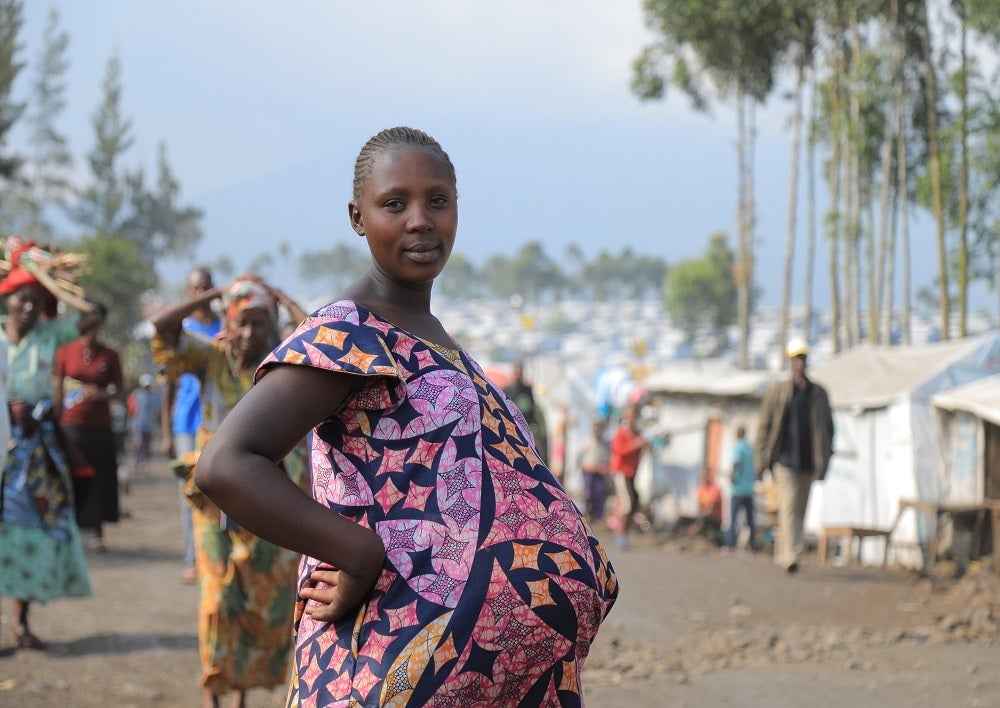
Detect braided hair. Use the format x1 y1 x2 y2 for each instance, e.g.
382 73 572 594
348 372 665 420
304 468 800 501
352 127 457 201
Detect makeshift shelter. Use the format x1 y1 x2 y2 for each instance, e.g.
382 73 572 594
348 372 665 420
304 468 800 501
932 376 1000 565
640 363 785 525
932 375 1000 503
809 333 1000 567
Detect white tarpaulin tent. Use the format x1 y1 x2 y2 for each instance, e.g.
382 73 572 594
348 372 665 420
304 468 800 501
932 375 1000 503
809 333 1000 567
641 363 785 524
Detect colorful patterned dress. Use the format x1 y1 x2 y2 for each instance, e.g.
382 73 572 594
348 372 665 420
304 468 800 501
153 330 308 695
259 301 618 707
0 316 91 603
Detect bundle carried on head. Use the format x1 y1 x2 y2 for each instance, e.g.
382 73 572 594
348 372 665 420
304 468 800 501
0 235 94 314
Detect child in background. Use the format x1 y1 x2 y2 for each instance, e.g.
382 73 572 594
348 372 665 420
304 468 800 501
688 465 723 544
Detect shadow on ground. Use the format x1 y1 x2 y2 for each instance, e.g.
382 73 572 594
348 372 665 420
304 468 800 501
42 631 198 657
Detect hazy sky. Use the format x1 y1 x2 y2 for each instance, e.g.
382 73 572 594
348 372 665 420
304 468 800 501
14 1 954 309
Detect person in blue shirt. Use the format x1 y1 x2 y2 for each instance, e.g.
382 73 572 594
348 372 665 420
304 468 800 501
160 267 221 584
725 425 758 551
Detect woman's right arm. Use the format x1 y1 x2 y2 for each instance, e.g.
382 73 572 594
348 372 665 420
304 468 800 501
196 364 386 621
152 287 224 348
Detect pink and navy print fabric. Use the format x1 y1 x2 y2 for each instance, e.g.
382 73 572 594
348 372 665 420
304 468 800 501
258 301 618 707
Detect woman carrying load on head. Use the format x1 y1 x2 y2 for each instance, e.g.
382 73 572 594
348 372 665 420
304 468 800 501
0 236 98 651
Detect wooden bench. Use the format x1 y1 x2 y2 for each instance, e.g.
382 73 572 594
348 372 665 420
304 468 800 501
890 499 995 568
817 526 892 567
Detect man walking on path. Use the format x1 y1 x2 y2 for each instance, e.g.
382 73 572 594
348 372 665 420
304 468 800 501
755 337 834 573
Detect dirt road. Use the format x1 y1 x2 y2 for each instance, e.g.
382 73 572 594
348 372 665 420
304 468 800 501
1 458 998 707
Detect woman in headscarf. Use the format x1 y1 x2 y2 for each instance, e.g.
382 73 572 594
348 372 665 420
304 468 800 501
0 238 97 651
152 276 309 708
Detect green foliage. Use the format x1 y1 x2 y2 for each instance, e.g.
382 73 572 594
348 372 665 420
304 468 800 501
66 55 202 344
73 54 132 236
664 232 737 352
634 0 791 108
292 238 672 306
245 251 274 279
965 0 1000 42
0 0 26 182
438 251 481 300
297 241 369 296
631 45 668 102
582 247 668 301
75 231 157 348
18 7 72 240
913 48 999 261
205 254 235 282
121 142 203 261
510 241 563 301
479 242 561 302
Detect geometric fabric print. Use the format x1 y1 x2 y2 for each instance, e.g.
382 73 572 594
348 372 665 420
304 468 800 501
257 301 619 708
378 612 452 706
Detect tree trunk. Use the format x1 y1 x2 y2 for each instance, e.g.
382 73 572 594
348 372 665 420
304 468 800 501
848 7 862 347
804 68 818 343
876 96 894 345
898 97 912 346
957 13 969 337
827 53 844 355
920 0 949 339
885 167 898 345
865 175 877 344
842 97 857 348
780 61 805 354
736 89 751 370
881 0 904 346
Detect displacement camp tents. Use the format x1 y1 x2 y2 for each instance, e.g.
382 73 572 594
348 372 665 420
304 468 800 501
931 375 1000 503
808 333 1000 567
641 362 785 527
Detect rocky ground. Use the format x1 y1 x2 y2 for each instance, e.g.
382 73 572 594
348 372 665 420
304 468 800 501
1 458 998 707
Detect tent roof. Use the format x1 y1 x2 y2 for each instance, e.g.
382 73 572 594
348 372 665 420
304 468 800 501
642 364 784 399
932 374 1000 427
811 334 997 410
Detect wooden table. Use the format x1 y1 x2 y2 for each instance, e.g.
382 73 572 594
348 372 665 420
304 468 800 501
817 526 892 567
887 499 998 568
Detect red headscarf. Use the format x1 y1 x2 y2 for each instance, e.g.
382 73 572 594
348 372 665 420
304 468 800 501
0 236 58 317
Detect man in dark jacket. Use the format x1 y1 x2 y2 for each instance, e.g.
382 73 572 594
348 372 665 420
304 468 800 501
755 337 834 573
503 360 548 464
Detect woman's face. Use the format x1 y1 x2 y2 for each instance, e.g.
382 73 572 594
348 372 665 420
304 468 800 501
78 309 105 336
6 285 47 332
227 306 271 361
349 146 458 286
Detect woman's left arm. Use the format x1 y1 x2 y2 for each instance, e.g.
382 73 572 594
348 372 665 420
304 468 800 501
197 364 386 621
269 286 309 330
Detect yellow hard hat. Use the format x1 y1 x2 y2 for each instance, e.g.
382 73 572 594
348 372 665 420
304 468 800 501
786 336 809 359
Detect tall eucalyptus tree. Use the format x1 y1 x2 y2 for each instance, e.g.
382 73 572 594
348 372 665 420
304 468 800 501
631 0 789 368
